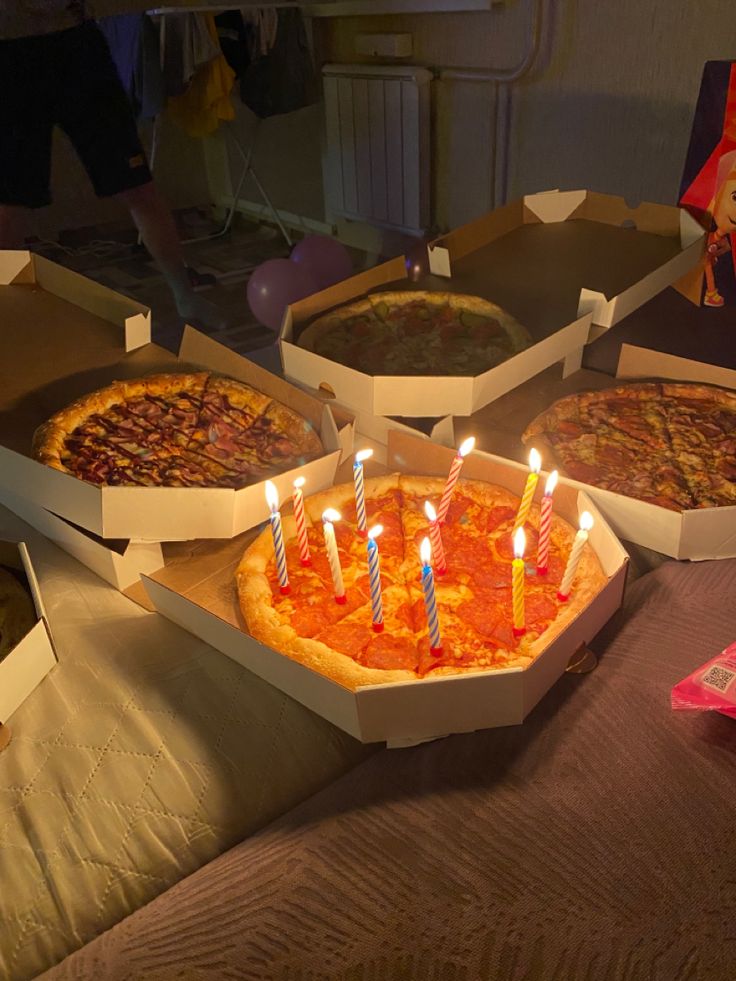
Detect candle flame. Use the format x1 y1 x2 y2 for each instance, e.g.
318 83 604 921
545 470 559 496
322 508 341 524
424 501 437 522
580 511 594 532
458 436 475 458
293 476 306 489
367 524 383 540
265 480 279 511
529 447 542 473
513 526 526 559
355 448 373 464
420 536 432 566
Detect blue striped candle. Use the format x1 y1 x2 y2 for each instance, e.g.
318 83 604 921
366 525 384 632
353 449 373 537
265 481 290 594
420 537 442 652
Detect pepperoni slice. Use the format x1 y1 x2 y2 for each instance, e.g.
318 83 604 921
316 621 372 657
357 633 418 671
525 592 558 627
442 495 472 526
486 506 516 532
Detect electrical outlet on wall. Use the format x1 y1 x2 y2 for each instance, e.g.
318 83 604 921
355 34 413 58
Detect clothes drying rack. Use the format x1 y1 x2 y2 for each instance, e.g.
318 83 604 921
148 4 295 250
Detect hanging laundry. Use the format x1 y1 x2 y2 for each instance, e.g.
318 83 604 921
97 13 164 121
160 12 222 98
167 15 236 138
240 9 318 120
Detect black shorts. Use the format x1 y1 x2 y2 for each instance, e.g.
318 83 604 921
0 21 153 208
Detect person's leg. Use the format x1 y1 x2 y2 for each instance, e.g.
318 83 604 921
116 181 228 329
55 23 228 330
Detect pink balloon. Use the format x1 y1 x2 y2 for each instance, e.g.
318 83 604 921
247 258 317 331
290 235 353 290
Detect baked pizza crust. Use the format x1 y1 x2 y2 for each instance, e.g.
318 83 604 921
236 474 607 691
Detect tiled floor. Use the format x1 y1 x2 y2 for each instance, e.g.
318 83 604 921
33 208 292 358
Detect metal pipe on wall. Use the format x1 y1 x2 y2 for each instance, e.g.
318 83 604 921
437 0 547 210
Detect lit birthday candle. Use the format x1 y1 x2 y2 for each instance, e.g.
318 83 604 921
292 477 310 566
366 524 384 632
536 470 559 575
514 448 542 532
512 526 526 637
424 501 447 575
420 536 442 653
265 480 290 594
353 448 373 537
558 511 594 602
322 508 346 604
437 436 475 524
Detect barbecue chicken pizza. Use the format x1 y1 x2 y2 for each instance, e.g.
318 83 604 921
298 291 532 376
237 475 605 689
32 372 323 488
523 382 736 511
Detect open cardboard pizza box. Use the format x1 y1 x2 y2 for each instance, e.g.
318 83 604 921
0 539 57 724
451 345 736 561
140 431 628 746
280 190 705 419
0 253 351 542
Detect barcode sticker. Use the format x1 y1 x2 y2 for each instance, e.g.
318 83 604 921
701 663 736 698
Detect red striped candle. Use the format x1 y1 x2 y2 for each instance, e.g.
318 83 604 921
292 477 310 566
436 436 475 524
536 470 558 575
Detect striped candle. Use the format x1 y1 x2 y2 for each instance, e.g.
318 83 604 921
420 537 442 652
292 477 311 566
536 470 558 575
558 512 594 602
322 508 346 604
437 436 475 524
353 449 373 537
512 526 526 637
366 525 384 631
424 501 447 575
265 481 289 594
514 448 542 533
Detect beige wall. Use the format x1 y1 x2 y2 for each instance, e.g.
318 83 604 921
317 0 736 232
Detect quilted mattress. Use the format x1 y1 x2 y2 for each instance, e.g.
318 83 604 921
0 506 373 981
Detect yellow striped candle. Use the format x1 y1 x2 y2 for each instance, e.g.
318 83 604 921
514 448 541 533
558 512 594 602
512 526 526 637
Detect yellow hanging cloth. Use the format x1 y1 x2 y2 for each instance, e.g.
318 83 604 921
167 15 236 138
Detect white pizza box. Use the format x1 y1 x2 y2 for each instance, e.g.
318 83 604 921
0 252 352 541
529 343 735 561
140 431 628 746
279 190 705 420
0 539 58 724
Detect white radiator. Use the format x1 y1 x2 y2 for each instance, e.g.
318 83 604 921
322 64 432 235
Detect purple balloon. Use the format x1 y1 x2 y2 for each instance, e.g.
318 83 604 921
247 258 317 331
290 235 353 290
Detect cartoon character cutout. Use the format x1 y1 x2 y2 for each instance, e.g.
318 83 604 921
704 150 736 306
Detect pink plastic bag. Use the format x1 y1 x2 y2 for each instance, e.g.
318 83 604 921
671 642 736 719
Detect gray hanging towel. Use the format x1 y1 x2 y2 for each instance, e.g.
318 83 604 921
239 9 318 119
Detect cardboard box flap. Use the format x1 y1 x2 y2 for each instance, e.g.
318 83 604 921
568 191 682 237
616 344 736 389
428 198 524 270
32 255 151 351
0 251 34 285
284 256 407 334
524 189 588 224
